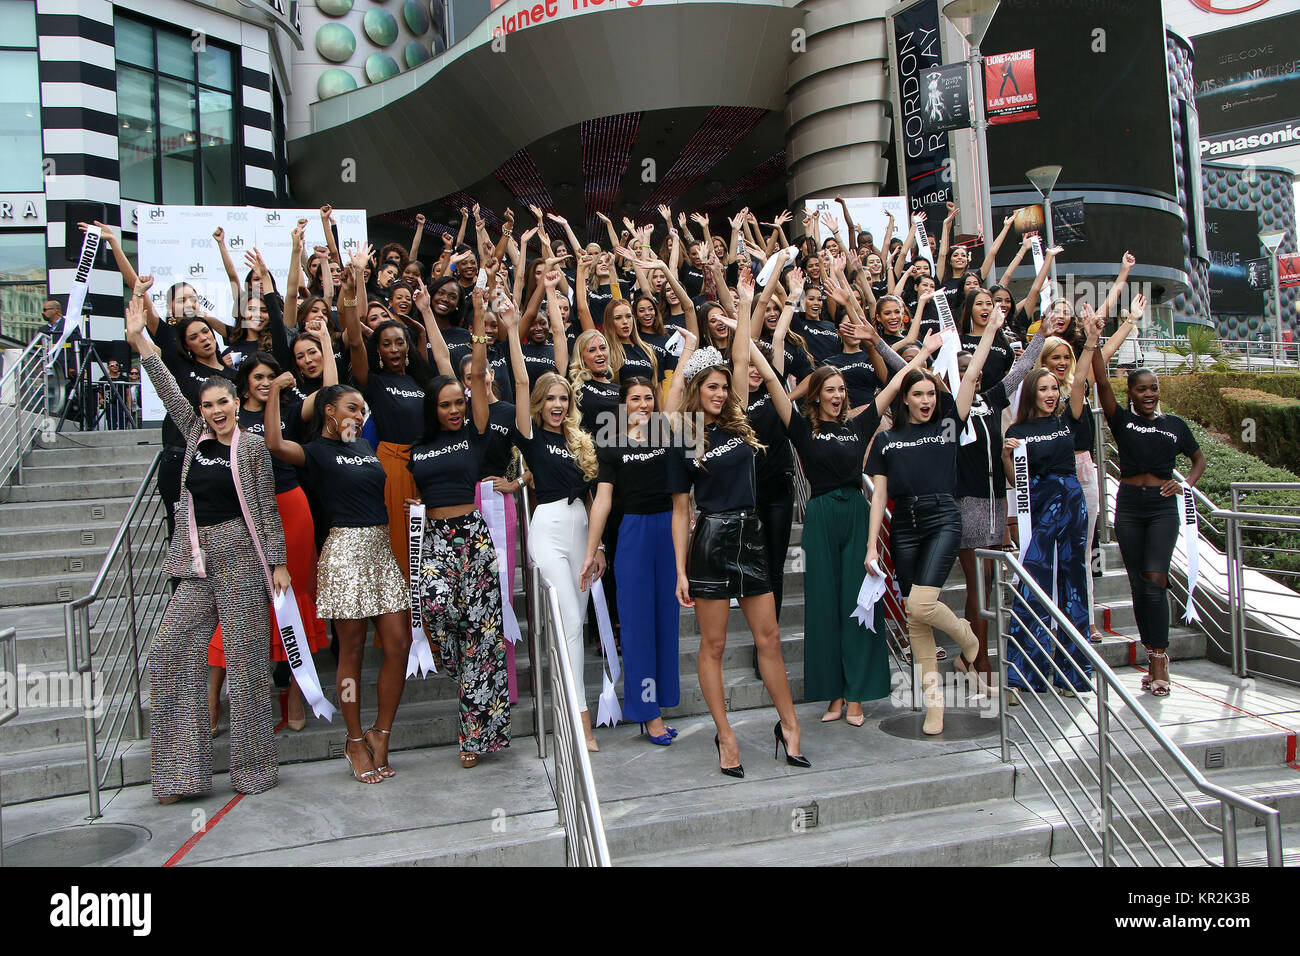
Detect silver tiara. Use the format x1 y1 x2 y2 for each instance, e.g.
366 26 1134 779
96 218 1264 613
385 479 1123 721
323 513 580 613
681 345 728 385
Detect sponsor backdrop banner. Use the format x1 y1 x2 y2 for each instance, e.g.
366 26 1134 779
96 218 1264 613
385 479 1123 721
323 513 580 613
1193 11 1300 158
805 196 910 248
1205 206 1264 314
136 205 368 420
985 49 1039 125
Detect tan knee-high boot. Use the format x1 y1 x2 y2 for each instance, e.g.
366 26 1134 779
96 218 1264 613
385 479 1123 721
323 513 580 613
909 586 979 666
905 597 944 735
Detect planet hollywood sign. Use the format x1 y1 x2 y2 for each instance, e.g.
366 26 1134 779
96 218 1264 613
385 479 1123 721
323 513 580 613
491 0 647 39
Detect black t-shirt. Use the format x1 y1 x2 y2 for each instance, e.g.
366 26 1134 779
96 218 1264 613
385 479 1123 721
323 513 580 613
516 426 590 504
1008 412 1083 479
585 281 631 325
596 439 673 514
1074 402 1095 453
363 372 424 444
865 391 967 498
186 439 240 527
574 376 620 437
640 331 679 377
954 384 1014 499
666 422 757 513
792 314 841 365
408 423 490 507
786 406 881 499
823 351 882 408
747 384 795 488
302 437 390 528
513 342 561 395
153 321 238 449
239 405 301 494
480 401 518 478
440 325 474 376
679 264 705 299
485 343 515 406
1107 408 1199 480
616 342 656 383
960 334 1013 390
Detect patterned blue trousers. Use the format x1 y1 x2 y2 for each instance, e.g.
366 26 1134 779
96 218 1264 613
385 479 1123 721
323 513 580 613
1006 473 1092 692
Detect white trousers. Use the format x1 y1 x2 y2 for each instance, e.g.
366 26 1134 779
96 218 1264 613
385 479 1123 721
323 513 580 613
528 499 591 711
1075 451 1101 629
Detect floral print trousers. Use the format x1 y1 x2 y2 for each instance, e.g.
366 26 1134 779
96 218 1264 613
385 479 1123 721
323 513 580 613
418 510 511 754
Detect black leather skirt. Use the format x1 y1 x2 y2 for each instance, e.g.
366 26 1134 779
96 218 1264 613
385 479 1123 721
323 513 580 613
688 510 771 600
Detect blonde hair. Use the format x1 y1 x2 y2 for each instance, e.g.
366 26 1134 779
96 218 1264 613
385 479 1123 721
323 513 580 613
529 372 599 481
676 364 764 459
568 329 612 389
1037 336 1077 397
602 300 659 383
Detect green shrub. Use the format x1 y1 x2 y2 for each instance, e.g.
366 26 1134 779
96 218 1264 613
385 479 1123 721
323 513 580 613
1218 388 1300 473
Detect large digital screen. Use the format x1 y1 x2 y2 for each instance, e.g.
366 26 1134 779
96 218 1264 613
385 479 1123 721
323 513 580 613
983 0 1177 198
1205 206 1264 314
1193 11 1300 159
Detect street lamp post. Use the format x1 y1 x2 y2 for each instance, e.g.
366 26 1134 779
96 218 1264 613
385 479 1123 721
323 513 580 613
1026 164 1062 291
1259 229 1285 369
942 0 1000 252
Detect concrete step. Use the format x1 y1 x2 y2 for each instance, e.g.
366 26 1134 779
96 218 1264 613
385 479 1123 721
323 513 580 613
1 478 147 504
0 521 167 557
18 462 157 485
0 496 142 530
39 428 161 450
22 444 160 467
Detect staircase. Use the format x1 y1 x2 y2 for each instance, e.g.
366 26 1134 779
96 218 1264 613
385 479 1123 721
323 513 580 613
2 437 1296 866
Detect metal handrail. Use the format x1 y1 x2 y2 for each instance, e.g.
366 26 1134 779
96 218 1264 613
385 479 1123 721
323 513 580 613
517 481 546 759
533 566 611 866
62 451 170 818
0 626 15 866
976 547 1284 867
0 332 51 487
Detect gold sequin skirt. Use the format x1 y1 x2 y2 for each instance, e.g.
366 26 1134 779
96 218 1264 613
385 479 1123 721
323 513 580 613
316 525 410 620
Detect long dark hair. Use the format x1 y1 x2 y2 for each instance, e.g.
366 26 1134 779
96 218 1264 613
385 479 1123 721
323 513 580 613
887 368 947 433
235 351 281 401
1013 367 1060 425
307 384 363 443
958 288 1013 355
175 316 215 361
366 319 432 381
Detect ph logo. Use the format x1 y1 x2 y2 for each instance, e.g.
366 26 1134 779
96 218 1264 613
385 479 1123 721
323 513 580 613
228 235 245 248
149 208 166 221
189 263 205 276
265 211 281 224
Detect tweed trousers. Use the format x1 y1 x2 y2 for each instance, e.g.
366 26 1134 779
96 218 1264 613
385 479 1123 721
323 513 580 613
151 518 277 798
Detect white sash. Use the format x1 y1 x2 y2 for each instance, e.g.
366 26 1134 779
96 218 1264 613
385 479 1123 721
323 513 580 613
591 579 622 727
1009 442 1032 564
851 559 888 628
49 227 99 367
272 585 336 721
1030 235 1052 318
1181 483 1200 624
406 503 437 678
478 480 522 646
914 218 936 270
664 329 685 356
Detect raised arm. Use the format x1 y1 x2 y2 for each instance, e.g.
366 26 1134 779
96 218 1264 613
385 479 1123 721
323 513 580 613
547 285 570 375
999 235 1032 288
285 219 307 313
998 310 1050 396
265 374 307 467
663 328 697 415
1094 250 1136 323
936 202 956 283
893 215 920 281
1090 342 1118 419
981 214 1016 282
85 220 140 302
342 244 371 390
409 213 425 262
470 288 491 434
875 331 943 416
836 195 858 246
956 306 1005 417
504 306 532 439
1101 292 1146 364
413 282 455 378
748 335 792 427
125 291 194 431
574 253 597 332
730 271 753 410
212 226 242 320
1072 313 1100 421
455 207 469 248
319 205 342 266
1017 244 1061 316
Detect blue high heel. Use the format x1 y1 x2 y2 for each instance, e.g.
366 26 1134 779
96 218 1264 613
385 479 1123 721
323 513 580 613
640 722 672 746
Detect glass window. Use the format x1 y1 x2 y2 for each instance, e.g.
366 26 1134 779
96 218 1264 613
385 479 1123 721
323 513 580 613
0 50 42 191
0 231 47 343
198 88 234 205
114 17 154 70
159 78 196 204
117 66 156 204
198 47 232 91
156 30 196 82
0 2 36 48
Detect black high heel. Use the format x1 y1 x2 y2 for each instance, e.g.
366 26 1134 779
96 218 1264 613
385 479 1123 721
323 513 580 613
773 720 811 768
714 734 744 778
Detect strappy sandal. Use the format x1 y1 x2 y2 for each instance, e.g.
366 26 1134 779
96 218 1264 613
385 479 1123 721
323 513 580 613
1146 650 1171 697
364 727 395 778
460 751 478 768
345 737 382 784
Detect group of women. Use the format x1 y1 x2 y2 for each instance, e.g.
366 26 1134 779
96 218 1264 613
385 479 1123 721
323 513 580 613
96 197 1206 799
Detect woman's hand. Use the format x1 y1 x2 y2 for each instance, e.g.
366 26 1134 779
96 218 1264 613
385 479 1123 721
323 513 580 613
675 571 694 608
134 274 155 297
579 550 606 592
921 329 944 355
1003 437 1021 456
487 476 517 495
272 371 296 393
125 295 148 340
213 226 226 243
272 565 291 598
1160 479 1181 498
